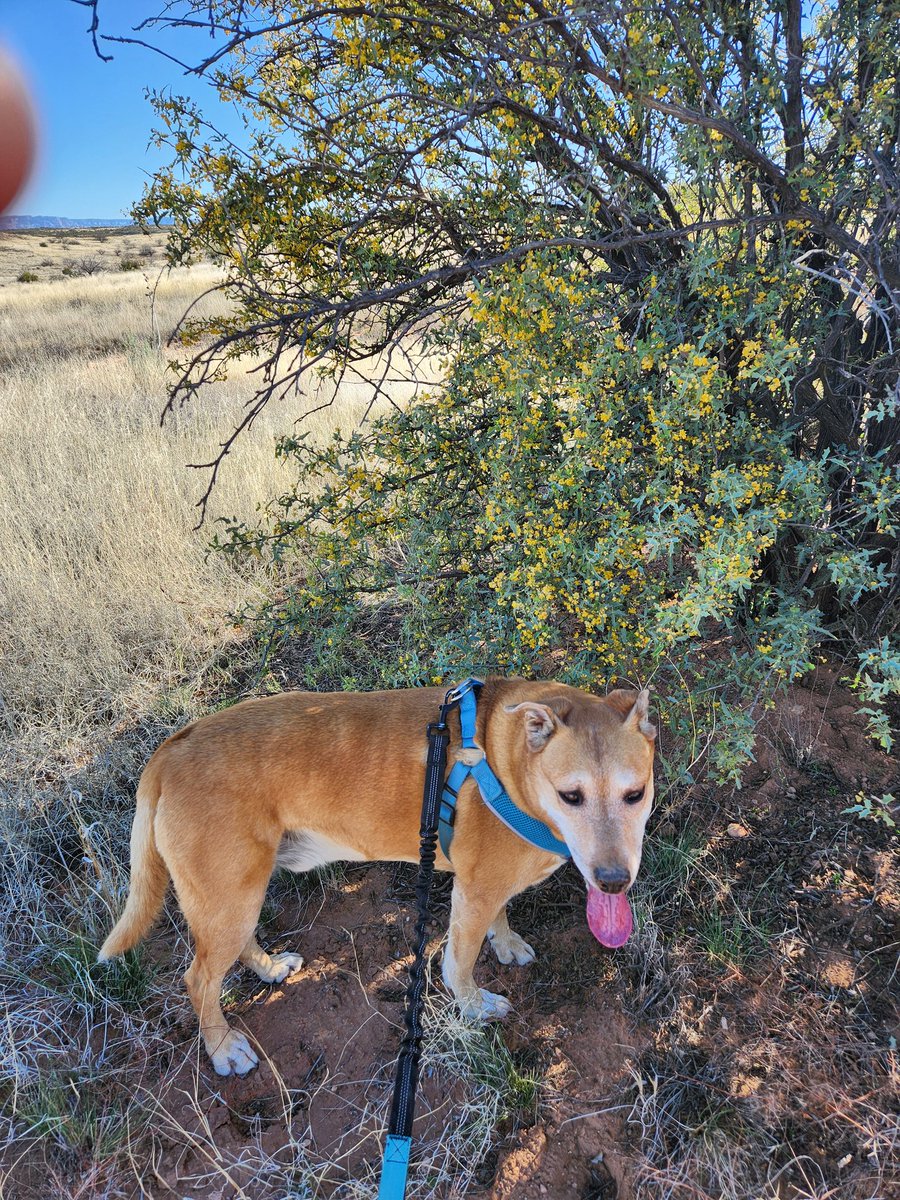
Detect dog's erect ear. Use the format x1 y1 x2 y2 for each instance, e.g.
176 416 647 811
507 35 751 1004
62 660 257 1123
628 688 657 741
546 695 572 722
504 700 567 751
606 688 657 741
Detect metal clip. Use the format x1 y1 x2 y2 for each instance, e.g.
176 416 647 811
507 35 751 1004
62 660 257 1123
443 677 482 707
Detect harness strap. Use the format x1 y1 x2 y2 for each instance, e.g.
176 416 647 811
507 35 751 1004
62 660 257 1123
469 758 570 857
438 760 467 861
438 679 570 862
458 683 479 749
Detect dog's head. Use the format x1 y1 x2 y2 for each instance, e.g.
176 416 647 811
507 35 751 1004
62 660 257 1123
504 687 656 894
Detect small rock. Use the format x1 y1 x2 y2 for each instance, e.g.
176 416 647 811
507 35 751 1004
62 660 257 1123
727 822 750 839
721 1016 729 1030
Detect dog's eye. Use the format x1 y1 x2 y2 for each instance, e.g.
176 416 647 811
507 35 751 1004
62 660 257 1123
623 788 645 806
559 789 583 807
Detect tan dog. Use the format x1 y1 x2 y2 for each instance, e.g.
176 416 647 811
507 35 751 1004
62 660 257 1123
99 678 656 1076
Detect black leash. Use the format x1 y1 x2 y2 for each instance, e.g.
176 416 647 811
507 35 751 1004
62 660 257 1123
377 687 459 1200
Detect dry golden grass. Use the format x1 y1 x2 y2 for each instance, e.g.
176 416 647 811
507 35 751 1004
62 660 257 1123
0 248 499 1200
0 261 419 773
0 259 219 365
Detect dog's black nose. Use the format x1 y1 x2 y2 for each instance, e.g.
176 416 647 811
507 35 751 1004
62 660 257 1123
593 865 631 894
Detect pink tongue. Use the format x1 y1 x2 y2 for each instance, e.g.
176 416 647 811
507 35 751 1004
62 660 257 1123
586 887 633 948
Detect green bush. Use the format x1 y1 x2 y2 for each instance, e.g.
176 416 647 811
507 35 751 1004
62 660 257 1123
17 270 38 283
219 246 897 781
137 1 899 781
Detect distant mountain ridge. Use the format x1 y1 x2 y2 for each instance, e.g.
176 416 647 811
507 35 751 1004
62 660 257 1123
0 215 171 230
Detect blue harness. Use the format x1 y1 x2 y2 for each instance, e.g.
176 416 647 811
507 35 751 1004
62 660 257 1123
438 678 570 861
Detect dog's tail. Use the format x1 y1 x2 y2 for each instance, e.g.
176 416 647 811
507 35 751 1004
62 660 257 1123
98 751 169 962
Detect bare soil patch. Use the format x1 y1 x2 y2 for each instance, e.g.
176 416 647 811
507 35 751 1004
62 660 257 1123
142 861 645 1200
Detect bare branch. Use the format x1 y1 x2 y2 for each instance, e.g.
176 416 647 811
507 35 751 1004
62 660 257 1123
71 0 113 62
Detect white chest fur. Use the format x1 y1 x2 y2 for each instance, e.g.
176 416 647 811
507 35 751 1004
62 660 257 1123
275 831 367 873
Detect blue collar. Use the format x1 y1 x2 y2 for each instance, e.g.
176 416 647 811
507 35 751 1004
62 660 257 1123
438 679 570 861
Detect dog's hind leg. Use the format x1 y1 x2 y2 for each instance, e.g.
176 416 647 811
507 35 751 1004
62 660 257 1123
168 839 277 1077
487 905 536 966
181 894 272 1076
443 883 513 1020
240 935 304 984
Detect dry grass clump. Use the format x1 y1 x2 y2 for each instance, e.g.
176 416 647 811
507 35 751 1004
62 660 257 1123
0 266 414 772
626 1022 899 1200
618 809 899 1200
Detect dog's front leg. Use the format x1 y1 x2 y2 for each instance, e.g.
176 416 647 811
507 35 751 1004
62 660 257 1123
443 881 513 1019
240 934 304 984
487 905 536 966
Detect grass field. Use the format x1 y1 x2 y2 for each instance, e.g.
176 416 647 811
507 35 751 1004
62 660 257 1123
0 235 897 1200
2 262 293 771
0 256 425 768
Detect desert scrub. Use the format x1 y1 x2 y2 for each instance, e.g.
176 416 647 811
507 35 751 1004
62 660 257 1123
132 0 898 786
218 247 898 784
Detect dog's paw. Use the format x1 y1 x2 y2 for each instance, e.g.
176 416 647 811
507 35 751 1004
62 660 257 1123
209 1030 259 1077
256 952 304 984
459 988 513 1021
489 930 536 966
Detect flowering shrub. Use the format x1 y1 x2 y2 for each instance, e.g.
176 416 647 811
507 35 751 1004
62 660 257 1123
219 246 897 780
136 1 899 779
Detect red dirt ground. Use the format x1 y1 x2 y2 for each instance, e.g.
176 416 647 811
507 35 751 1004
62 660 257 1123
141 663 898 1200
147 860 644 1198
8 663 895 1200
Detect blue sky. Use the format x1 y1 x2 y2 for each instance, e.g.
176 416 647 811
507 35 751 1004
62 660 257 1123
1 1 246 218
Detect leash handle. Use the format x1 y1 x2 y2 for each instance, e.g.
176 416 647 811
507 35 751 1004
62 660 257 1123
378 695 454 1198
378 1135 411 1200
